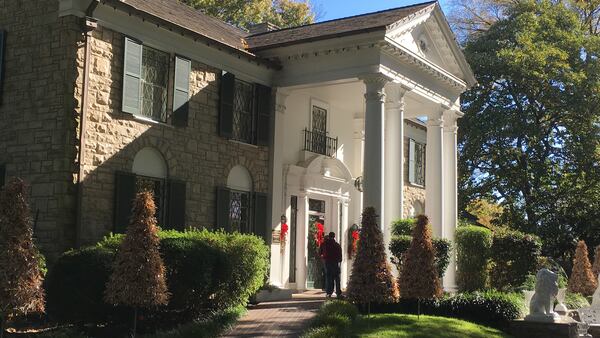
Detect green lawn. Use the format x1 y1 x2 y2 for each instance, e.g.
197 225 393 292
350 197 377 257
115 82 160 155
352 314 512 338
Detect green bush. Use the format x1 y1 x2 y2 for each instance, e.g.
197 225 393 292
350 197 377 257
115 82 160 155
46 229 269 324
456 225 493 291
389 236 451 278
368 290 524 330
565 292 590 310
302 326 339 338
391 218 415 236
490 228 541 291
303 301 359 338
318 300 359 322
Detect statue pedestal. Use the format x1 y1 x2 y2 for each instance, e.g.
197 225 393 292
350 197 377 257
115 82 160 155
510 320 583 338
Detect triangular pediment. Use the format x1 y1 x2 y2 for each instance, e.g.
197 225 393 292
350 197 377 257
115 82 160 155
385 4 475 86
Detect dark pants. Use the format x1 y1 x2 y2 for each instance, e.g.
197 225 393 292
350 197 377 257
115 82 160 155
325 261 342 296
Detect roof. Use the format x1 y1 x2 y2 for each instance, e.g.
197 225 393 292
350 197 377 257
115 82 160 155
106 0 249 51
245 1 437 51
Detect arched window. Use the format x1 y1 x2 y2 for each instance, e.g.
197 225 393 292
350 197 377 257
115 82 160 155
410 200 425 218
132 147 168 178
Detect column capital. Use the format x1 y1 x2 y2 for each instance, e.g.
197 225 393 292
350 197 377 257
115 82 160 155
360 73 391 103
274 88 290 114
385 83 410 110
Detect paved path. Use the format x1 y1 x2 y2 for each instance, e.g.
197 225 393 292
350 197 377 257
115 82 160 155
222 290 326 338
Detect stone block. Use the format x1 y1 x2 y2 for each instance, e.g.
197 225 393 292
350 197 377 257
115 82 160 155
510 320 582 338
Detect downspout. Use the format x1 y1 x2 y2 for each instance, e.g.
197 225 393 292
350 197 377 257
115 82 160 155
75 0 99 247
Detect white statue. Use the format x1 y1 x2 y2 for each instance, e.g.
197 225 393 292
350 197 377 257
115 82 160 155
525 269 561 322
592 274 600 308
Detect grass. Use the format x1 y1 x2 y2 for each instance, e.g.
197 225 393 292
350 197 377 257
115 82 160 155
353 313 512 338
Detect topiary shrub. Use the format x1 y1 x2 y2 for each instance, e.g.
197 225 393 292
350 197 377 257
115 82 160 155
46 229 269 324
456 225 492 291
390 236 451 279
490 228 542 291
568 240 598 296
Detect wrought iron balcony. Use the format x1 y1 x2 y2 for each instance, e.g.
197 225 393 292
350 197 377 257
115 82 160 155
303 128 338 157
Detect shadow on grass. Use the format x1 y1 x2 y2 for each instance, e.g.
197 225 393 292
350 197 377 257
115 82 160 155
354 314 513 338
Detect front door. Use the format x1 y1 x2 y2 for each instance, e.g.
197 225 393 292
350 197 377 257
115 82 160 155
306 198 326 289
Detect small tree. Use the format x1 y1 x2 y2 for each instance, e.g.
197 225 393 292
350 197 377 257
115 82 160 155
568 240 598 296
0 178 45 338
399 215 442 300
592 245 600 280
347 207 399 306
105 191 169 337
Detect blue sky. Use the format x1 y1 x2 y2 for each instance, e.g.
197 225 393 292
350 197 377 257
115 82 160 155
312 0 450 22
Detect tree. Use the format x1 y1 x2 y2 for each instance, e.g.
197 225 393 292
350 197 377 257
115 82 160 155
180 0 316 29
465 198 504 230
568 240 598 296
593 245 600 278
398 215 442 300
458 0 600 268
105 191 169 337
0 178 45 338
347 207 399 305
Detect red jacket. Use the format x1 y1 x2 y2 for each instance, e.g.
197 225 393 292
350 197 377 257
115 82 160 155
320 238 342 263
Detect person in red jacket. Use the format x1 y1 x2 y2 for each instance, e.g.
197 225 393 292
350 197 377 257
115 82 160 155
320 232 343 298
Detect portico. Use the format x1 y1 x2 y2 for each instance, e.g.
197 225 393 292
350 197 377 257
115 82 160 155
246 1 475 291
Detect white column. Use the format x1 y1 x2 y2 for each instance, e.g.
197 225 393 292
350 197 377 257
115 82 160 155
341 200 350 288
443 110 460 291
425 111 444 239
352 115 364 224
296 192 309 291
269 88 289 288
360 74 389 224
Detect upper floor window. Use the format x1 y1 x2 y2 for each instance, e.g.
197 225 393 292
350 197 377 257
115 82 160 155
122 37 191 127
219 72 272 146
408 139 426 186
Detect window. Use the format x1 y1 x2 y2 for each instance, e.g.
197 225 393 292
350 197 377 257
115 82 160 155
122 38 191 126
232 79 255 144
229 190 251 233
409 139 426 186
219 72 272 146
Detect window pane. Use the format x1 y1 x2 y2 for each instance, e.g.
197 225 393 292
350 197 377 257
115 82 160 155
415 143 426 186
232 79 254 143
140 46 169 122
230 190 251 234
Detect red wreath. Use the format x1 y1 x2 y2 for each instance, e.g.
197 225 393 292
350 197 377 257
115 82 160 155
280 223 288 253
314 222 325 247
348 224 360 258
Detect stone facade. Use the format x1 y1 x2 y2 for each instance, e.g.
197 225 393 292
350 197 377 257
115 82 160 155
0 0 83 260
78 26 269 244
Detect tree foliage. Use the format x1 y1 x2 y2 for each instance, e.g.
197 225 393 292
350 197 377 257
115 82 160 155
0 178 45 335
398 215 442 299
568 240 598 296
180 0 315 29
465 198 504 230
105 191 169 308
347 207 398 304
459 0 600 267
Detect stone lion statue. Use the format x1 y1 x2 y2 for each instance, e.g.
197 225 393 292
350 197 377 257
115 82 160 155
525 269 561 322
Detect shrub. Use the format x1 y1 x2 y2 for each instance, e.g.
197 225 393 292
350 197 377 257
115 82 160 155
490 228 541 291
456 226 492 291
347 207 398 304
46 229 269 324
564 292 590 310
390 236 451 278
391 218 415 236
303 301 358 338
366 290 524 330
568 240 598 296
399 215 442 299
318 300 359 322
302 326 339 338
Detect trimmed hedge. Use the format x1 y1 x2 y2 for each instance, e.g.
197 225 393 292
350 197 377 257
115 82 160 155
45 229 269 324
390 236 451 279
456 226 493 291
389 218 452 278
490 228 541 291
366 291 524 330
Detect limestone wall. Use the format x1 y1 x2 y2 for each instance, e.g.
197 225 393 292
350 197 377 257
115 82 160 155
0 0 83 260
78 26 270 244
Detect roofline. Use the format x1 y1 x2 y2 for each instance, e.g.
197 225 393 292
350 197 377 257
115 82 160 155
247 1 437 51
100 0 281 70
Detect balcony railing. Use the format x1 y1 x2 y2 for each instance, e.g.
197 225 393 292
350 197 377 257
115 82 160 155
303 128 338 157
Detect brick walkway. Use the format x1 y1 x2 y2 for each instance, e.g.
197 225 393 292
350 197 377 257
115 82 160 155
222 290 326 338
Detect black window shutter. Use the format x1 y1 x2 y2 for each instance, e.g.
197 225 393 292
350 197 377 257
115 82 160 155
0 164 5 188
216 186 231 232
253 192 270 244
0 30 6 102
255 84 272 146
166 180 186 230
219 72 235 138
173 56 191 127
114 171 137 233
